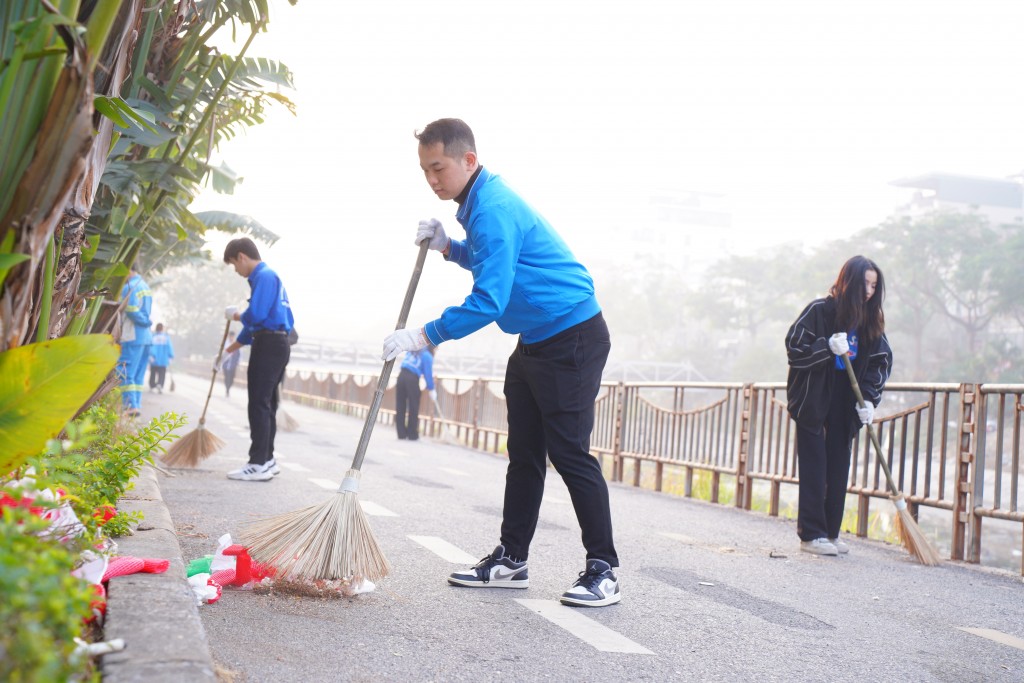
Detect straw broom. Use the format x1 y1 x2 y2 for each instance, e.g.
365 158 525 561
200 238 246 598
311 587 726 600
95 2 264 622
162 321 232 467
277 383 299 432
841 353 942 566
240 242 430 583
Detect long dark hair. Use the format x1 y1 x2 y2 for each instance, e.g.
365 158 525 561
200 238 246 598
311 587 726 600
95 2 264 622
830 255 885 343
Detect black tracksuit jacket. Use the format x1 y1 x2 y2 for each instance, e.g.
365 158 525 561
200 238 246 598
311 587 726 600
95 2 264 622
785 296 893 428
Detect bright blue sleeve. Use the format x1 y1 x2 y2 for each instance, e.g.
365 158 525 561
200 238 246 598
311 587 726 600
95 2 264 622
423 207 520 345
168 337 174 360
241 271 275 331
125 281 152 328
421 351 435 391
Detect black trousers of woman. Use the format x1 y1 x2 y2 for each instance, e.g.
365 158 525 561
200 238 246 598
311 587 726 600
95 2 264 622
395 367 422 440
795 372 858 541
500 313 618 567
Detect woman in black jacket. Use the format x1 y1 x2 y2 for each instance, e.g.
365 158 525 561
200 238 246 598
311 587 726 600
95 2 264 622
785 255 893 556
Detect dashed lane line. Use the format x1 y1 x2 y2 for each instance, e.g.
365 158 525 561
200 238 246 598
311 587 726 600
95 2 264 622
359 501 399 517
439 467 469 477
959 627 1024 651
279 462 311 472
407 536 479 564
515 599 655 654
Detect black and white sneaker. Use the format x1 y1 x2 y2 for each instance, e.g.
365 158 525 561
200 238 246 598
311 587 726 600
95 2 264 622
560 559 620 607
448 545 529 588
266 458 281 476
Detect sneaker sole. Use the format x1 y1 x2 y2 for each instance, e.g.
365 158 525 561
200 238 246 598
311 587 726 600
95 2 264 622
447 577 529 589
560 592 621 607
226 474 274 482
800 547 838 556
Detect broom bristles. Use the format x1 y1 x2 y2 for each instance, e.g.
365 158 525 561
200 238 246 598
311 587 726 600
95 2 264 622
162 425 225 468
278 409 299 432
240 469 391 582
890 494 942 566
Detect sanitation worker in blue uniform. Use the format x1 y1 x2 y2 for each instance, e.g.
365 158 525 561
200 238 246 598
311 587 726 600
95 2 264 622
382 118 619 607
148 323 174 392
117 268 152 417
221 237 294 482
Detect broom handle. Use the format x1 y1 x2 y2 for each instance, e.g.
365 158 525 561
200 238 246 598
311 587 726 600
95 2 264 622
350 241 430 471
840 353 900 498
199 320 233 425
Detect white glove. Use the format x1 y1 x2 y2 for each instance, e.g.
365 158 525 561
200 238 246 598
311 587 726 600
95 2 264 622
828 332 849 356
382 327 428 361
224 305 239 321
428 389 437 401
415 219 448 252
856 402 875 425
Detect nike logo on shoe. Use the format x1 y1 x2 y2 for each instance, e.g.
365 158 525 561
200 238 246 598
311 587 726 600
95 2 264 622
492 567 524 581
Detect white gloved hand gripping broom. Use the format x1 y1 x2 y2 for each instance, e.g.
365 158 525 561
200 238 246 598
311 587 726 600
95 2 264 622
241 242 430 583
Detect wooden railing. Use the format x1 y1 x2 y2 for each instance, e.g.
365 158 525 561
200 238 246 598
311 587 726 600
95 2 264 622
280 368 1023 576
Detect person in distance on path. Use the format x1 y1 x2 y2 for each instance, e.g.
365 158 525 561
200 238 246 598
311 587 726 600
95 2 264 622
382 118 619 607
221 238 294 482
395 345 436 441
785 255 893 556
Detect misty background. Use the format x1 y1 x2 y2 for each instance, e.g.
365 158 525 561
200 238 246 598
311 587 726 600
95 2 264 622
149 0 1024 383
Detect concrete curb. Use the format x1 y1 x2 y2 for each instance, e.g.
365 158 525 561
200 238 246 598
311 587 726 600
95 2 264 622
100 465 217 682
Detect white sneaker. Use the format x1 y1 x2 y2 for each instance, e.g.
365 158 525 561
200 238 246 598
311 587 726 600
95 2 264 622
828 537 850 554
227 463 274 481
266 458 281 476
800 538 838 556
560 559 621 607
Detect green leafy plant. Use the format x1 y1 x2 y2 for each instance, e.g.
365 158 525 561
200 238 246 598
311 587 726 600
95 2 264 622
0 508 95 683
0 335 119 475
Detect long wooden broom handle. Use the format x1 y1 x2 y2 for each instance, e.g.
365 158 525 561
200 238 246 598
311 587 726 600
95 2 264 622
350 241 430 471
841 352 900 497
199 320 233 426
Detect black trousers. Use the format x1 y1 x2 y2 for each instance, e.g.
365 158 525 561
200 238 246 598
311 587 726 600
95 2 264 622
395 367 422 439
796 373 858 541
223 366 237 395
500 313 617 566
247 333 290 466
149 365 167 388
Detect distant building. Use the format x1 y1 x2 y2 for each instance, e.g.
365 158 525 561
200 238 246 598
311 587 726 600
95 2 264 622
890 172 1024 226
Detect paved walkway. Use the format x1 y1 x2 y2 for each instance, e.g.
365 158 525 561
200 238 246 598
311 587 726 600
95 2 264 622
102 373 1024 682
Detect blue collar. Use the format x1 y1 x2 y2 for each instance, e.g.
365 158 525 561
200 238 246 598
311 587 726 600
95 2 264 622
456 166 491 225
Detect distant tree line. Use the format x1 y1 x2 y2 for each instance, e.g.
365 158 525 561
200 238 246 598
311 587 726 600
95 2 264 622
600 211 1024 383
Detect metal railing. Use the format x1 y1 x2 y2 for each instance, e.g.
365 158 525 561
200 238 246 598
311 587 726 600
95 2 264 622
280 368 1023 575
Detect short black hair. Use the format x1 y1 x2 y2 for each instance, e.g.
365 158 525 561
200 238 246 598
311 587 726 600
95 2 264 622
415 118 476 159
223 237 261 263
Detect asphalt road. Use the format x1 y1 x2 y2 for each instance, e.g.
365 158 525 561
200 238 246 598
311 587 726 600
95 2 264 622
145 373 1024 682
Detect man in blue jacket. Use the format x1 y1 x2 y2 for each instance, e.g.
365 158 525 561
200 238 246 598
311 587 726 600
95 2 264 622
395 346 437 441
382 118 619 607
221 238 294 482
117 267 153 417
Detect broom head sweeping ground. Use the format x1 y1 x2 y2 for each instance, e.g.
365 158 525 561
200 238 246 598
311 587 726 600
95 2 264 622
240 469 391 582
161 422 225 468
278 408 299 432
890 492 943 566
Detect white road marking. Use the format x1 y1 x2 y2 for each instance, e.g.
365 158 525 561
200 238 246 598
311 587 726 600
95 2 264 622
959 627 1024 651
439 467 469 477
309 478 338 490
280 462 311 472
515 599 655 654
544 496 571 505
407 536 478 563
359 501 398 517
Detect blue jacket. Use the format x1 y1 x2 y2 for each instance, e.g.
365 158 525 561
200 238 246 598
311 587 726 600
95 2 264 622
238 262 294 345
149 332 174 366
423 167 600 346
121 273 152 346
400 348 435 391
